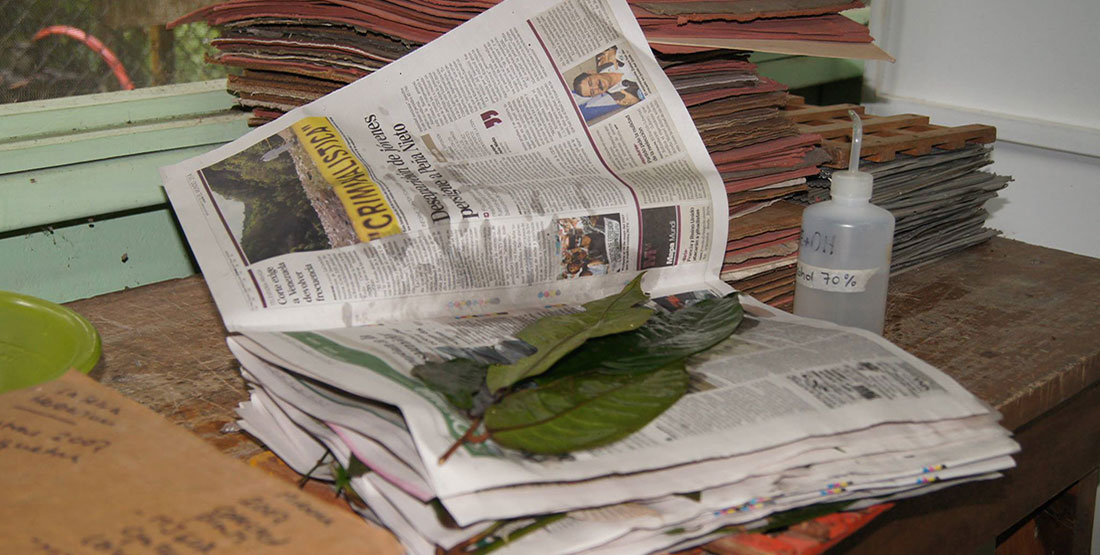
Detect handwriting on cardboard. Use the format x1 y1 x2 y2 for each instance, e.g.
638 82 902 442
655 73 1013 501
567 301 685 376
0 371 401 554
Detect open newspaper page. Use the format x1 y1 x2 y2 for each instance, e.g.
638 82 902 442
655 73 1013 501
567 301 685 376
161 0 729 332
229 293 1010 526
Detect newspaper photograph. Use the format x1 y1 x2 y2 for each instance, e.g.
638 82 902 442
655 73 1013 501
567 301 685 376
162 0 727 331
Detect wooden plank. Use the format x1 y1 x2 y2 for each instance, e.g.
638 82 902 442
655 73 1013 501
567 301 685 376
1070 470 1098 554
0 80 236 143
0 113 249 175
884 238 1100 431
801 113 930 138
781 103 864 123
59 237 1100 552
893 124 997 156
65 277 253 459
782 101 998 168
0 145 216 233
1 209 195 303
1 81 248 300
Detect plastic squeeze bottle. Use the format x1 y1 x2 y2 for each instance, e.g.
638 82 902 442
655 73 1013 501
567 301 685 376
794 111 895 334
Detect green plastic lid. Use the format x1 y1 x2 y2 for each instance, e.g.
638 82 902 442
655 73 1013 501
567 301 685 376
0 290 102 393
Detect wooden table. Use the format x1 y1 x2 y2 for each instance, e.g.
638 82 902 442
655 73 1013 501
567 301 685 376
65 237 1100 554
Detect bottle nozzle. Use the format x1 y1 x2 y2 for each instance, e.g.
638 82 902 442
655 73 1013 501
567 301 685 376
829 109 873 200
848 109 862 172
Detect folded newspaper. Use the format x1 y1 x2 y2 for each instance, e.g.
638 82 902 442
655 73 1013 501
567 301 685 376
160 0 1018 552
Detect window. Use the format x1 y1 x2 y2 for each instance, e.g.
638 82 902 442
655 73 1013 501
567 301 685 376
1 0 229 104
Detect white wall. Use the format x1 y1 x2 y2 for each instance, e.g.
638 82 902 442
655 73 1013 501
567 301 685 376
862 3 1100 550
863 0 1100 259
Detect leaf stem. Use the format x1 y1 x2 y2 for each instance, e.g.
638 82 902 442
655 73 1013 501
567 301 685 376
439 416 488 465
299 449 333 488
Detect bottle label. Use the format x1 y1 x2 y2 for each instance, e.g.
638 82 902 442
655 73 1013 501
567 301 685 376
796 262 879 293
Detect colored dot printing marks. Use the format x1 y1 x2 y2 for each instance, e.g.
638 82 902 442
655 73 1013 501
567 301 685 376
448 297 502 310
713 497 772 516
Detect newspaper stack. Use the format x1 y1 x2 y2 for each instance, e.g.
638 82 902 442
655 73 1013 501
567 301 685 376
224 302 1020 555
801 145 1011 274
159 0 1017 553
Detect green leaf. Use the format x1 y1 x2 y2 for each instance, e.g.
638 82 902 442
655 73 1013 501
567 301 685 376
461 514 567 555
538 295 743 381
428 499 462 530
486 274 654 392
331 455 371 505
345 455 371 478
411 357 491 415
484 361 689 454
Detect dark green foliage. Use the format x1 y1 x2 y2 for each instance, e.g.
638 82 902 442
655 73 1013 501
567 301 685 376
414 279 745 457
485 360 690 454
461 514 567 555
411 358 492 416
757 502 853 533
535 295 743 381
201 136 329 263
486 274 653 392
1 2 227 103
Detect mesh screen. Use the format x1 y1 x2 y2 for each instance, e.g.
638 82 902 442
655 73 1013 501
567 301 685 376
1 0 228 104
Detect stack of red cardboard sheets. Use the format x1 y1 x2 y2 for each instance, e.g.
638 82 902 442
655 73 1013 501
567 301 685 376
655 49 827 305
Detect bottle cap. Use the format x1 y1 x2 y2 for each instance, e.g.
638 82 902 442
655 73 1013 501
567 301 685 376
830 110 873 200
830 169 873 199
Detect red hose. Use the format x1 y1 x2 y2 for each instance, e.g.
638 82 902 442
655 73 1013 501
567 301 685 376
33 25 135 90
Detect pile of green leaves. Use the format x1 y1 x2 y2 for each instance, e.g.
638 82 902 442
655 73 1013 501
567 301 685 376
412 275 743 458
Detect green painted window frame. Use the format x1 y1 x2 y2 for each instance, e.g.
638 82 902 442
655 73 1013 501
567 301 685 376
0 80 250 303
